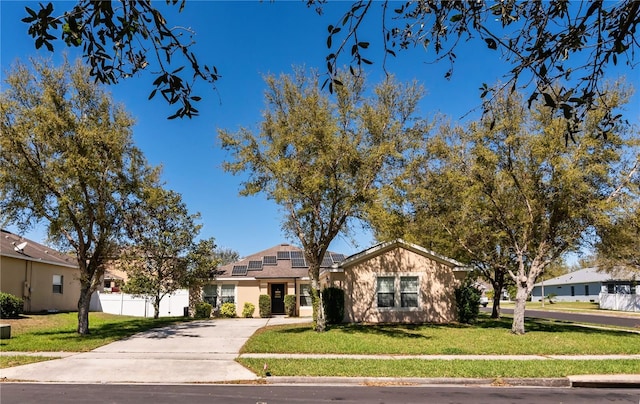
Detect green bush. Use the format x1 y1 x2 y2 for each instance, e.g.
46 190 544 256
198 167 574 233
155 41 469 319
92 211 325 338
322 287 345 324
284 295 296 317
0 292 23 318
259 294 271 318
194 301 212 318
242 302 256 318
219 302 236 318
455 277 481 324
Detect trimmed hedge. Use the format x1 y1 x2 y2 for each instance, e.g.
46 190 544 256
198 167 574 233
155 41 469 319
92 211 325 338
219 302 236 318
242 302 256 318
455 277 481 324
194 301 212 318
322 287 345 324
0 292 23 318
259 294 271 318
284 294 296 317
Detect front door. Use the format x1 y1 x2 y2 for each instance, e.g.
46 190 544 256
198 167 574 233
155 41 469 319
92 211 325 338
271 283 286 314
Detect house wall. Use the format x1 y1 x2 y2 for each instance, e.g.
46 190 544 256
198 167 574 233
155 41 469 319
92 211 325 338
531 282 602 303
343 247 461 324
0 256 81 312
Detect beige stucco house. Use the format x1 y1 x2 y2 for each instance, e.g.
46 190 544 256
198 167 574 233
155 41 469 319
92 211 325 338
1 229 81 313
205 239 468 323
325 239 469 323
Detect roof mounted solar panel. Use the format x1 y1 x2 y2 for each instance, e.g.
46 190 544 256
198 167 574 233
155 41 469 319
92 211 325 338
290 251 304 259
321 255 333 267
247 260 263 270
330 253 345 263
291 258 308 268
232 265 248 276
277 251 291 260
263 255 277 265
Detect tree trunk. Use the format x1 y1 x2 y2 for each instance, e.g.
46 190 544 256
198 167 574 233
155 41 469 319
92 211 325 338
490 277 505 318
153 296 160 319
511 286 529 335
77 286 93 335
314 289 326 332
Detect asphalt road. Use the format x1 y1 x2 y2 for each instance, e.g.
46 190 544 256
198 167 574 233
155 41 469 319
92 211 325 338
2 384 640 404
481 307 640 328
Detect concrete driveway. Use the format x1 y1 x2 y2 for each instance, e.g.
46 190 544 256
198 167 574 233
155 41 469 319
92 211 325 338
0 317 309 384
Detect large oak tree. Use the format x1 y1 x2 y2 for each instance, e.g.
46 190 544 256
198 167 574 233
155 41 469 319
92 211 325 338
220 68 427 331
0 58 154 334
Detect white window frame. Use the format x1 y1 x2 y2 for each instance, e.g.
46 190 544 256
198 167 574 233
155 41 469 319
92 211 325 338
52 274 63 294
299 284 312 307
375 274 421 310
220 284 236 304
203 284 218 307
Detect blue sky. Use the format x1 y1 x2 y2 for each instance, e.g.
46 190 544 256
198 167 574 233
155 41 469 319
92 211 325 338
1 1 637 258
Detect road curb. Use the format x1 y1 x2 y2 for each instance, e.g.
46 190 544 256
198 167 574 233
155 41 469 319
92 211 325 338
263 376 572 388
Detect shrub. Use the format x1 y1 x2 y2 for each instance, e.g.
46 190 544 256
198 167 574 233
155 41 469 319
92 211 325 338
322 287 345 324
284 295 296 317
0 292 23 318
194 301 212 319
455 277 481 324
259 294 271 318
242 302 256 318
219 302 236 318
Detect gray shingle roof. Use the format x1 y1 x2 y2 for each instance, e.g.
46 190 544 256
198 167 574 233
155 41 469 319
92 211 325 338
1 229 77 268
534 267 637 287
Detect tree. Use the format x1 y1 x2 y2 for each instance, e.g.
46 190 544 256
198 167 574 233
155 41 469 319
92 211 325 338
0 58 153 334
21 1 219 119
370 83 637 334
595 160 640 274
21 2 638 128
220 68 427 331
317 0 639 141
122 186 205 319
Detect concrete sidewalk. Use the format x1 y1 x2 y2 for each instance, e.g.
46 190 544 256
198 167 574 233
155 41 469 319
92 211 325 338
1 317 639 387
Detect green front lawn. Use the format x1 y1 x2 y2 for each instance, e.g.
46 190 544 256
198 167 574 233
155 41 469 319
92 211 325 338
242 316 640 356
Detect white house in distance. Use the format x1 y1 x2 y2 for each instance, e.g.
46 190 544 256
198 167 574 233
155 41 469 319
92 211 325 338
531 267 639 311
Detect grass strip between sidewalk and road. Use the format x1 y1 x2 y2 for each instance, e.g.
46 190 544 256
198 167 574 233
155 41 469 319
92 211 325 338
238 358 640 378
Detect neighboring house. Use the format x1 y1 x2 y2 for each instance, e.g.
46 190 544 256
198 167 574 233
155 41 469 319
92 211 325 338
206 243 344 317
204 239 469 323
0 229 81 313
325 239 469 323
531 267 639 306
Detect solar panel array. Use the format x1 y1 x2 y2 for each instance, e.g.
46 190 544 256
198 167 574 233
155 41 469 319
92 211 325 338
277 251 290 260
321 255 333 267
232 265 248 276
290 251 304 259
263 255 277 265
330 253 345 263
248 260 263 270
291 257 308 268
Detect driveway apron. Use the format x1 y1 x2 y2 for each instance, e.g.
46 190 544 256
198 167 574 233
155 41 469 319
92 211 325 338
1 318 307 384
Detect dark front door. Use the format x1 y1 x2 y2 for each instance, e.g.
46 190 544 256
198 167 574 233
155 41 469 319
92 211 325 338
271 283 286 314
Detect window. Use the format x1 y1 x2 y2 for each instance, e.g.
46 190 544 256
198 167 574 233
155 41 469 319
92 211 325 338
203 285 218 307
299 284 312 307
52 275 63 294
221 285 235 304
376 277 395 308
585 285 589 296
607 284 615 294
400 277 419 307
571 286 575 296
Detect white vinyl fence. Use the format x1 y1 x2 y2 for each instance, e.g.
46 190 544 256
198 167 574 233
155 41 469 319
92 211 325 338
599 292 640 312
90 290 189 317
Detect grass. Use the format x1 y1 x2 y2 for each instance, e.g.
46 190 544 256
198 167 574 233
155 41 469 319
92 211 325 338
0 312 191 368
241 315 640 356
239 358 640 378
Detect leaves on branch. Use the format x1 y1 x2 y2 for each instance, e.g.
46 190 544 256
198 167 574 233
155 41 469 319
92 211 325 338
22 1 219 119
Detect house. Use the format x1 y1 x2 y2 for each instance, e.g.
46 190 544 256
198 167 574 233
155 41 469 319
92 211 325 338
531 267 639 308
324 239 469 323
206 243 344 317
0 229 81 313
204 239 469 323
